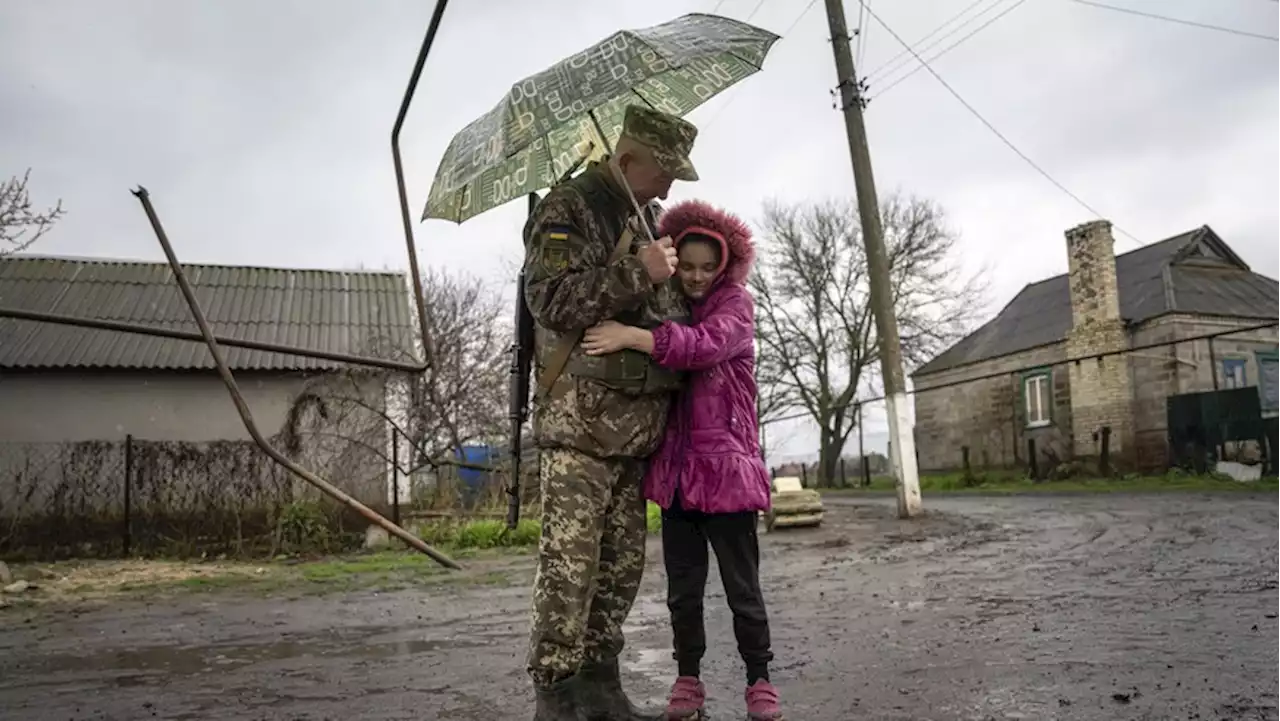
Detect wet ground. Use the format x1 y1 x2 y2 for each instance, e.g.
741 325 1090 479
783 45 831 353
1 493 1276 720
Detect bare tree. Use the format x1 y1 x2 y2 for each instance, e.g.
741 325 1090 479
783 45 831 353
1 170 64 256
285 268 509 500
408 268 509 461
750 192 986 485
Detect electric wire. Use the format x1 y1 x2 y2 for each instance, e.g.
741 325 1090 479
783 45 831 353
1066 0 1278 42
860 1 1145 247
701 0 821 130
868 0 1029 101
864 0 1005 86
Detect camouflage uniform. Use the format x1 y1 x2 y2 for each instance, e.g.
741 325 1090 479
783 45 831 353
523 106 698 693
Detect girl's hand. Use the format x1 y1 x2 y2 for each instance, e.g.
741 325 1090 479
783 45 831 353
582 320 635 356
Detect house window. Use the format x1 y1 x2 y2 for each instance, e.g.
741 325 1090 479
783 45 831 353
1258 352 1278 413
1222 358 1247 389
1023 372 1052 428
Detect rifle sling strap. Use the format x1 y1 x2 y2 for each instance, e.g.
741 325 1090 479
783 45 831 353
533 226 638 402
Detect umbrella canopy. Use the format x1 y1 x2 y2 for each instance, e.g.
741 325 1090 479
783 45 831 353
421 13 780 224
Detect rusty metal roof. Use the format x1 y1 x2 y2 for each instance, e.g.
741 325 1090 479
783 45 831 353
914 226 1279 376
0 256 416 371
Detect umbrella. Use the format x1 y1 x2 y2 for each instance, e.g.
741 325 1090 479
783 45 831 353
421 12 780 224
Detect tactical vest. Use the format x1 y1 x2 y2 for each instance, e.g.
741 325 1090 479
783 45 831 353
556 166 690 396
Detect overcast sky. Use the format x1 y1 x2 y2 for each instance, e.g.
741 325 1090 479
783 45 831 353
2 0 1276 463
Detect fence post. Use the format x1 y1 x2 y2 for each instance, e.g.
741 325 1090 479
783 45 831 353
123 434 133 557
1027 438 1039 481
801 464 808 486
391 427 401 526
961 446 971 480
1099 426 1112 476
861 454 871 487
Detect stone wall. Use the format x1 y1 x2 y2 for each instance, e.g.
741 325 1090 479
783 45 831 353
913 341 1073 472
1063 220 1134 465
1129 314 1278 468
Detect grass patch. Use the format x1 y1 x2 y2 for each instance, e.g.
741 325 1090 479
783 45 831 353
2 510 671 609
822 470 1278 495
413 518 542 550
647 502 662 535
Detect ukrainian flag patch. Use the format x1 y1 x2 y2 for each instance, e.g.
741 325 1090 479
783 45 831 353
544 224 573 243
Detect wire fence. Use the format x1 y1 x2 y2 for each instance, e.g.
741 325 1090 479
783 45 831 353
0 428 538 561
759 321 1280 486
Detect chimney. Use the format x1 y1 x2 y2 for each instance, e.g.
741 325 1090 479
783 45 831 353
1064 219 1121 329
1062 218 1132 466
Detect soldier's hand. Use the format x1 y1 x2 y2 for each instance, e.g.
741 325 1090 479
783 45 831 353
638 236 678 283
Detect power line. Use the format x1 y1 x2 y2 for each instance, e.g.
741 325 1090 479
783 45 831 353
860 2 1143 247
864 0 998 84
869 0 1029 100
853 0 868 66
701 0 820 130
1066 0 1279 42
759 321 1279 427
856 0 872 68
779 0 820 37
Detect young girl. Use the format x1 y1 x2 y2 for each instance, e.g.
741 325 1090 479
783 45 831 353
582 200 783 721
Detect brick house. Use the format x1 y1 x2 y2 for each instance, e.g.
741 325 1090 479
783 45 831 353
911 221 1278 472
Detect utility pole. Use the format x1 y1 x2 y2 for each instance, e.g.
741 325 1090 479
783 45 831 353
823 0 922 518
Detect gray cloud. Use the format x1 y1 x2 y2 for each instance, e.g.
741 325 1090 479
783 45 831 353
2 0 1275 459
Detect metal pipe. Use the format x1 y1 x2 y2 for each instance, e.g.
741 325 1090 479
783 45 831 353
0 306 424 373
392 0 453 369
131 186 460 570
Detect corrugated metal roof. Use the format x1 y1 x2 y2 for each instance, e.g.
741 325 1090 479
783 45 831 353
0 256 416 371
914 226 1279 376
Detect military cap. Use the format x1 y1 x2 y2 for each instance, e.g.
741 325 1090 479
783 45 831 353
620 105 699 182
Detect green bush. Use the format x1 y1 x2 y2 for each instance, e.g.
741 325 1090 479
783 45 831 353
276 501 333 554
646 502 662 535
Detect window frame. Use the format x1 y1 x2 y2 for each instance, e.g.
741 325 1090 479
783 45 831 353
1021 369 1053 429
1221 357 1248 389
1255 350 1278 413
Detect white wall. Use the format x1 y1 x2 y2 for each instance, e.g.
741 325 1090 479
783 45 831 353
0 370 309 443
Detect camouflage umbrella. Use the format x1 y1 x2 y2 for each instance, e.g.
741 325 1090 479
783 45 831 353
421 13 780 224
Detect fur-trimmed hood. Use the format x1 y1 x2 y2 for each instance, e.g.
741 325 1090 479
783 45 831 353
657 199 755 287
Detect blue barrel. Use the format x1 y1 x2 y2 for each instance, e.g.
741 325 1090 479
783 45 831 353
455 445 497 504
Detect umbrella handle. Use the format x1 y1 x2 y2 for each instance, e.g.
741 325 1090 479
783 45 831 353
615 171 658 244
588 108 656 245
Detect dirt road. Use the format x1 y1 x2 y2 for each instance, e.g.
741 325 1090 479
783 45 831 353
1 493 1276 720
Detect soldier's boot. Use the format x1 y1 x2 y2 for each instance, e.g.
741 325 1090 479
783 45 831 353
534 675 588 721
576 657 663 721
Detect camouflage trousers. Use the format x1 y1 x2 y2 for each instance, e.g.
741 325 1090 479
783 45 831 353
526 447 649 688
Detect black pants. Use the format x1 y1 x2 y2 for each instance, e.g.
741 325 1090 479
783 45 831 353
662 493 773 684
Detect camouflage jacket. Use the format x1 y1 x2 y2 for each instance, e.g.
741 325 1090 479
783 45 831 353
522 159 690 459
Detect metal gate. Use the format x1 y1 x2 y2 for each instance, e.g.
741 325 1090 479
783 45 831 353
1166 387 1267 472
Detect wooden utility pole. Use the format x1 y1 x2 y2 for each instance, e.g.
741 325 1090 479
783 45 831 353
823 0 922 518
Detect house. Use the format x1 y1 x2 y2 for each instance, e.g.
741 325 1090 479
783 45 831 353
911 221 1278 472
0 255 417 533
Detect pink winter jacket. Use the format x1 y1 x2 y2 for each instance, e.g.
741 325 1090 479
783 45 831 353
644 200 772 515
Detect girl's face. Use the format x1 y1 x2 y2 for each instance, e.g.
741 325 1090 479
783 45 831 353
676 239 721 300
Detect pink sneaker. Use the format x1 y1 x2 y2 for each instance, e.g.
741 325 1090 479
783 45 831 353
745 679 784 720
665 676 706 719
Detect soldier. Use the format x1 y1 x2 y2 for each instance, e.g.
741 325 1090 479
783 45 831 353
521 105 699 721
